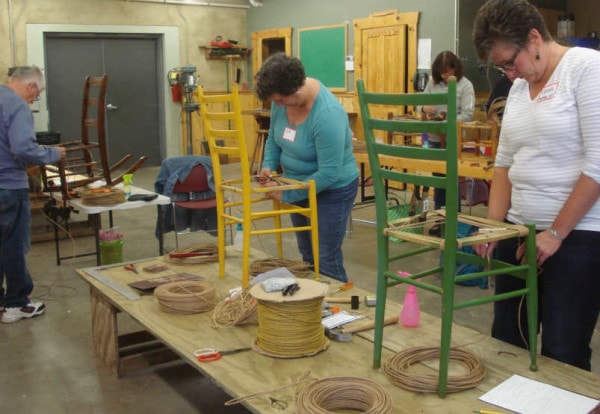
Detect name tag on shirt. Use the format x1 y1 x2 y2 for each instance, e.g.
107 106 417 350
537 81 559 103
282 127 296 142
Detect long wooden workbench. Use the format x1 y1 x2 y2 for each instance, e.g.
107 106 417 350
76 247 600 413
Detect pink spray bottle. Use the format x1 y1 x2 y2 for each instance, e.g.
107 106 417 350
398 271 420 327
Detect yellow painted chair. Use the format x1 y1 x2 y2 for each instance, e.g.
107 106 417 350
356 77 538 398
197 84 320 287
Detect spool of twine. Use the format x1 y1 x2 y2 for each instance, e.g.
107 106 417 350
297 376 395 414
249 279 329 358
154 280 216 314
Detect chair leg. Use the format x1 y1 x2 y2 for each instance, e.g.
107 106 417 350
172 202 179 249
273 201 284 258
373 237 390 369
216 202 227 280
438 265 457 398
157 206 165 255
525 223 539 371
242 214 252 287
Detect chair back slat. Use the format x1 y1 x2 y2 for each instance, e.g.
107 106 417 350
357 78 459 237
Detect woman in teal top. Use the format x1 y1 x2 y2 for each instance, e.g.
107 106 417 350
256 53 359 282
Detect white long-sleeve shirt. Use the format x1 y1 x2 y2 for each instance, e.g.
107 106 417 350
420 76 475 142
497 46 600 231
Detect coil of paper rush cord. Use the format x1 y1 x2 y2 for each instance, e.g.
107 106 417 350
249 257 313 279
249 278 329 358
163 242 218 265
296 376 394 414
154 280 216 314
80 187 126 206
210 287 258 328
383 346 486 393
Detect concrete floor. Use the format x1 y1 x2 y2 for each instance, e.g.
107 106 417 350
2 164 598 413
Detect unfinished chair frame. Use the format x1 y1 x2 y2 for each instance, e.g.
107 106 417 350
197 84 320 288
356 77 538 398
41 75 147 201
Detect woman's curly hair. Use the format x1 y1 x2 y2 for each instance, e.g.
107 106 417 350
254 53 306 101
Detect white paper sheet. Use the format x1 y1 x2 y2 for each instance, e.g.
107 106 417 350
479 374 600 414
417 38 432 70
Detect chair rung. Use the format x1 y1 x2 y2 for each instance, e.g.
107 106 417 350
455 288 530 310
250 226 312 236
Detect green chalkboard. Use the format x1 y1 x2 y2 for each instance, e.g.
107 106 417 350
298 24 347 91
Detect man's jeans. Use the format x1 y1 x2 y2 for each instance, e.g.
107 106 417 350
290 178 358 282
0 189 33 307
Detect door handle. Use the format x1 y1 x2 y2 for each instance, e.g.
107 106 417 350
106 103 118 111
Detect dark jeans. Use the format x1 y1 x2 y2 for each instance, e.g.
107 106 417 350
0 188 34 307
290 178 358 282
493 229 600 371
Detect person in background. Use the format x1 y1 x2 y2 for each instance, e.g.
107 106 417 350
255 53 359 283
473 0 600 371
420 51 475 210
485 71 514 122
0 66 65 323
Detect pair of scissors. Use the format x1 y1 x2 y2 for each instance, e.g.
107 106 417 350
194 347 252 362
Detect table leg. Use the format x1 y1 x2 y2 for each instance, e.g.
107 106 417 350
90 287 120 376
89 286 180 378
53 219 62 266
92 213 101 266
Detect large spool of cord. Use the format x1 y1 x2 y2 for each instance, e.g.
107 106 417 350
154 280 216 314
296 376 395 414
249 279 329 358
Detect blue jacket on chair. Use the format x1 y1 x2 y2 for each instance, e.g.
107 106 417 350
154 155 217 239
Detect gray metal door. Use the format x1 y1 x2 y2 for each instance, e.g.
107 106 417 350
45 34 162 166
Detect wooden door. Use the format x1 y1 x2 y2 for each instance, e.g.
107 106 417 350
353 10 419 140
251 27 292 88
247 28 292 159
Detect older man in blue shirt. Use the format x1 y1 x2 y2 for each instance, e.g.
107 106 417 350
0 66 65 323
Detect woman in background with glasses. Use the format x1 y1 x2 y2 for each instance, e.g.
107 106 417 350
473 0 600 371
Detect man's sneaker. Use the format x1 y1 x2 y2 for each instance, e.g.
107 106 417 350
1 302 45 324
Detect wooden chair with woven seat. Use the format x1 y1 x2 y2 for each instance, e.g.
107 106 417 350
197 83 320 288
356 77 538 398
41 75 147 201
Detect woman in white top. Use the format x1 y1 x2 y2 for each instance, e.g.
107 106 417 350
473 0 600 371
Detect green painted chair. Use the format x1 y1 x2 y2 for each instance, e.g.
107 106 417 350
356 77 538 398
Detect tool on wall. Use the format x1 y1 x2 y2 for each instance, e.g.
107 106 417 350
167 66 200 155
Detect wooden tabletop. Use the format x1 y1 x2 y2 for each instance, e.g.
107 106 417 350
76 248 599 413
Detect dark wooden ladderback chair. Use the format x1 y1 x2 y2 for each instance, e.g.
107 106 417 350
41 75 147 201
